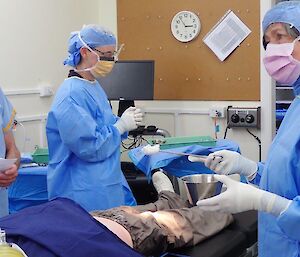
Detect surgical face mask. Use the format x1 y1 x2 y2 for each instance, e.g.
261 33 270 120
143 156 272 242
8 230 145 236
90 58 115 78
263 37 300 85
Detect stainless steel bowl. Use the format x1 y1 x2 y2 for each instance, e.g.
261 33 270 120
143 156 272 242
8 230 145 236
181 174 222 206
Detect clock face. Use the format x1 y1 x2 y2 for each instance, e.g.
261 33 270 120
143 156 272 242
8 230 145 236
171 11 201 43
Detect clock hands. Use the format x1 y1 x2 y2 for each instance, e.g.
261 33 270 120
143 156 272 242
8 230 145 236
179 16 187 27
179 17 194 28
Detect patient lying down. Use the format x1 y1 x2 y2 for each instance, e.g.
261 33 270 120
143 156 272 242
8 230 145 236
0 172 233 257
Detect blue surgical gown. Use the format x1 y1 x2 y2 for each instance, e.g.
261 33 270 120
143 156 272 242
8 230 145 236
46 77 136 211
251 96 300 257
0 87 15 218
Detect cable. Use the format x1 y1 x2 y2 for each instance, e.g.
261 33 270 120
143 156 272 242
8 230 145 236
121 137 138 150
121 135 150 153
223 121 230 139
214 117 218 139
246 128 262 162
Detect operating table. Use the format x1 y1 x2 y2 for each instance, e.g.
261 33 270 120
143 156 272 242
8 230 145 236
168 210 258 257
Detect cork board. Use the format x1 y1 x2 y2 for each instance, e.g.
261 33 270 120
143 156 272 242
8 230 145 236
117 0 260 100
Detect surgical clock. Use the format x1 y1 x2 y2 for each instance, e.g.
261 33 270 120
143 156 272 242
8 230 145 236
171 11 201 42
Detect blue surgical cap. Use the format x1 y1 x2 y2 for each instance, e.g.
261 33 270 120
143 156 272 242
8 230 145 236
262 1 300 34
63 24 116 67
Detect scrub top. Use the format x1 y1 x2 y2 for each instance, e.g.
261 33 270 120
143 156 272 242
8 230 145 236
46 76 136 212
0 87 16 218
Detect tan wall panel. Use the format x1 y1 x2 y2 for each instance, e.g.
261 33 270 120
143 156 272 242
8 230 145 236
117 0 260 100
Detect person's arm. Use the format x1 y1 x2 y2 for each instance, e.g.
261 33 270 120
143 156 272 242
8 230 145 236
277 196 300 241
5 131 20 168
0 88 20 187
0 131 20 187
197 175 292 218
54 98 122 162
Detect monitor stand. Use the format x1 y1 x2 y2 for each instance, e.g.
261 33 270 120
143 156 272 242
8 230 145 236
118 99 135 117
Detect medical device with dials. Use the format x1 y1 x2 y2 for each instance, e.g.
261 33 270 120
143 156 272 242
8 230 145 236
227 106 261 128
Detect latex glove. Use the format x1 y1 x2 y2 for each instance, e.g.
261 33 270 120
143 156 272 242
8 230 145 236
133 108 143 125
197 175 292 216
114 107 138 134
142 144 160 155
189 150 257 179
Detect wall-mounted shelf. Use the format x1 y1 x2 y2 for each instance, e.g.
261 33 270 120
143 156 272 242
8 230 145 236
276 100 293 104
276 86 293 90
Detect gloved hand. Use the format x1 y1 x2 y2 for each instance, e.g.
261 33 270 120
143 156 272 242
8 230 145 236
188 150 258 180
114 107 143 134
133 108 143 126
197 175 292 216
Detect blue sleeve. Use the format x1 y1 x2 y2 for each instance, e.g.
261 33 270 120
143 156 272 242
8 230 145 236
277 196 300 241
250 162 264 185
0 88 15 133
121 131 129 140
54 98 121 162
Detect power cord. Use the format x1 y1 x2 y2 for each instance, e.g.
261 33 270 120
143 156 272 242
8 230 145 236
246 128 261 162
223 121 230 139
121 135 149 153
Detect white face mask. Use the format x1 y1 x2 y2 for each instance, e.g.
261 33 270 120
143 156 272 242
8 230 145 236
74 32 123 78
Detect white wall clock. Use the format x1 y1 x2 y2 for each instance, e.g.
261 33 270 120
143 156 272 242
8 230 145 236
171 11 201 43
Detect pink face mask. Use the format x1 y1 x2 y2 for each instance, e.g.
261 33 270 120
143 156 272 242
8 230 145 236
263 37 300 85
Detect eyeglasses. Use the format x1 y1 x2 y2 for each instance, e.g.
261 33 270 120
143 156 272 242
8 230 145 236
92 44 124 61
93 48 118 58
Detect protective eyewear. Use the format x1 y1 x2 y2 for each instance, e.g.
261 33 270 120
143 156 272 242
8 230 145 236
93 44 124 61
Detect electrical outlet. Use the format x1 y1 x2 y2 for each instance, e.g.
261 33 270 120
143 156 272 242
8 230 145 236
227 106 261 128
39 85 54 97
209 107 226 118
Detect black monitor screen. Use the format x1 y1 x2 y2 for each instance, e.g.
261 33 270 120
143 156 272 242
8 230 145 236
97 60 154 100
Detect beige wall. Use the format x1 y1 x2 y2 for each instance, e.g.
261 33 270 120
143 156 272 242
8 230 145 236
0 0 101 152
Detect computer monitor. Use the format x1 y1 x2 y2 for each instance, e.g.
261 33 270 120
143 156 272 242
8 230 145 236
97 60 154 101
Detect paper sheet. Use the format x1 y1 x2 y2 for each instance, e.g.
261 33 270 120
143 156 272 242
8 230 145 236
203 10 251 61
0 158 17 173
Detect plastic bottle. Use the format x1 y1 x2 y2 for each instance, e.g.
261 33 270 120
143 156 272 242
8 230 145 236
0 228 25 257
